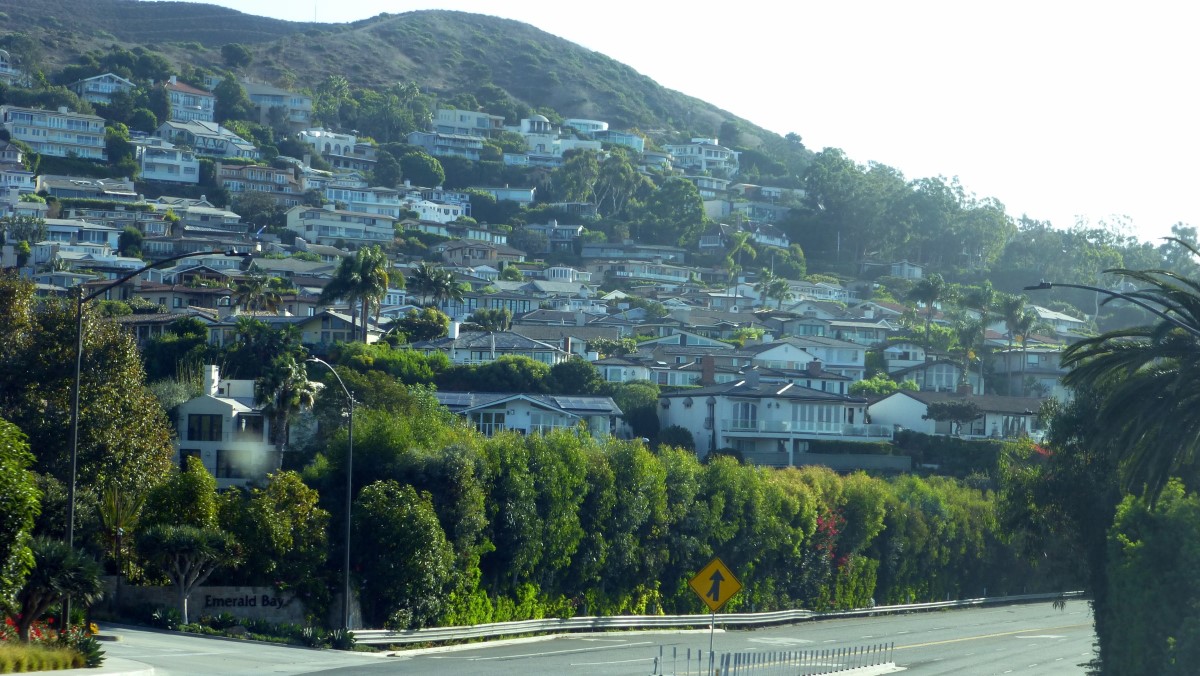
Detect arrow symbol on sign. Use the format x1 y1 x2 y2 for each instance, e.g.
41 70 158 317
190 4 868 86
706 570 725 602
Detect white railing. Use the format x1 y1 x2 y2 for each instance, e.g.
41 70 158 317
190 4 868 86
352 591 1083 647
720 419 892 438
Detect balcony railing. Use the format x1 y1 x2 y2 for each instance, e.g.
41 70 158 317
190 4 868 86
721 419 892 438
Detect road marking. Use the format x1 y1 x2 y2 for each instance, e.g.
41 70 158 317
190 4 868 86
428 640 653 661
749 637 814 646
1016 635 1065 639
894 623 1091 650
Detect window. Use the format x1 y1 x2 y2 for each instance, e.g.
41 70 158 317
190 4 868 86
179 448 201 470
187 414 223 441
216 449 249 479
530 412 568 434
730 401 757 431
474 410 506 436
234 414 264 442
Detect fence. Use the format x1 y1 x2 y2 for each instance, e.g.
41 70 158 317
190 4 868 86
354 591 1083 647
650 643 895 676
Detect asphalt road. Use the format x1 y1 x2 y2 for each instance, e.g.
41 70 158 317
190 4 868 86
102 600 1095 675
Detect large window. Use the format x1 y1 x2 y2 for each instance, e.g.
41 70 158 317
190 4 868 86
187 414 223 441
234 414 264 442
530 412 569 434
216 449 249 479
793 404 840 433
474 411 506 437
730 401 758 431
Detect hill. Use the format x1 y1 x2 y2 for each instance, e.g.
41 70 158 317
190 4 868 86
0 1 803 167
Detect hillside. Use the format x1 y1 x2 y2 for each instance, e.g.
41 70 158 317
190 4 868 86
0 1 796 159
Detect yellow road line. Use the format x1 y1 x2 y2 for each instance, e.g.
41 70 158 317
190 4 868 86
895 623 1093 650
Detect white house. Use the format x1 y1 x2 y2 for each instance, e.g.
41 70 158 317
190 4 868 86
1 106 107 160
284 205 396 247
664 138 740 176
68 73 136 106
135 138 200 184
868 390 1045 440
173 365 282 488
163 76 215 123
435 391 622 437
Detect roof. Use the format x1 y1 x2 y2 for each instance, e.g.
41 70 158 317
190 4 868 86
435 391 622 417
660 379 865 404
163 79 212 97
879 390 1046 415
412 331 563 352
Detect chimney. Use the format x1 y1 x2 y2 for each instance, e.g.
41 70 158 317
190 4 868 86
863 307 875 319
169 75 177 85
202 365 220 395
449 321 460 340
575 311 586 326
700 355 716 386
806 360 822 376
586 351 599 361
200 194 206 203
745 368 760 388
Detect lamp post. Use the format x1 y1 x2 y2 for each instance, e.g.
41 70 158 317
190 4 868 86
1024 281 1200 339
63 248 255 631
306 356 354 632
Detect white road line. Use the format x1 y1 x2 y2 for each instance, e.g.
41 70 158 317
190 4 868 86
571 657 652 666
428 641 653 661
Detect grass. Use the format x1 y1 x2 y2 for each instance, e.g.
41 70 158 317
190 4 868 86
0 643 83 673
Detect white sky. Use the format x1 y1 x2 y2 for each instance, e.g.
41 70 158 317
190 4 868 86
153 1 1200 243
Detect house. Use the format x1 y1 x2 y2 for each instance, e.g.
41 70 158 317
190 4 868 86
868 390 1045 440
217 163 305 208
36 175 136 201
156 120 258 160
435 391 622 437
150 197 242 232
68 72 136 106
592 129 645 153
991 347 1070 400
587 260 693 286
0 49 21 85
173 365 281 488
434 240 526 267
471 185 537 205
522 220 583 252
0 141 34 196
284 205 396 247
162 76 215 123
889 359 982 394
657 372 891 465
242 81 313 130
406 131 483 161
135 138 200 184
325 185 403 218
1 106 107 160
663 138 740 176
434 108 505 138
593 356 654 384
1030 305 1089 337
410 324 567 365
751 336 867 381
581 242 687 263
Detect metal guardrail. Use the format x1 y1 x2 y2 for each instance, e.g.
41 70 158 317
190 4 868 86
651 642 896 676
354 590 1083 647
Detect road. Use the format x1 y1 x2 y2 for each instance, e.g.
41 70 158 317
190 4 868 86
102 600 1095 675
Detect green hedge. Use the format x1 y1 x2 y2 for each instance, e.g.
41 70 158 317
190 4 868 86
893 430 1004 476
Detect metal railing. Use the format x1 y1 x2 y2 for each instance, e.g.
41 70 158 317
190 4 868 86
650 642 894 676
720 420 893 438
353 591 1083 647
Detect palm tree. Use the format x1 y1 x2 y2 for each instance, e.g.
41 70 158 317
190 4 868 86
754 269 794 309
319 247 390 341
906 273 950 355
725 231 756 296
15 537 104 641
234 268 282 314
1012 308 1038 394
953 316 984 392
255 354 317 456
1059 248 1200 502
408 261 445 307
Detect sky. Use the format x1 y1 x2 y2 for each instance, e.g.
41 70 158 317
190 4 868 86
152 1 1199 244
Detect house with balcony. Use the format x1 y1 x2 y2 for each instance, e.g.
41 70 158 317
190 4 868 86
470 185 537 205
1 106 107 161
324 185 403 218
68 72 136 106
0 50 21 86
587 260 693 286
174 365 282 488
435 391 622 437
592 129 645 153
523 220 584 253
217 162 304 208
868 390 1046 440
284 205 396 247
406 131 483 161
162 76 215 123
434 108 505 138
658 371 890 465
433 240 526 267
150 196 242 232
664 138 740 177
156 120 259 160
135 137 200 184
991 346 1070 400
243 81 313 130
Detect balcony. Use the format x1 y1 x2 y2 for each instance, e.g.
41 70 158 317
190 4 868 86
721 419 892 438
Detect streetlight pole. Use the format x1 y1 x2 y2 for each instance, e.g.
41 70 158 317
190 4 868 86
63 248 255 631
306 356 354 632
1024 280 1200 339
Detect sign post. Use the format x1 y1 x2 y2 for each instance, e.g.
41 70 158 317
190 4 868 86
689 557 741 675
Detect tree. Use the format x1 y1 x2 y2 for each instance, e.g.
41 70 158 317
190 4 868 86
319 246 390 342
394 307 450 342
922 400 982 435
117 226 143 257
138 524 241 624
499 265 524 281
220 43 253 69
97 483 143 586
212 77 255 123
438 355 551 393
142 456 219 530
755 269 793 309
232 190 279 229
548 358 603 395
255 354 317 453
400 151 445 188
408 262 460 308
849 374 919 396
907 274 950 354
372 151 402 188
587 337 637 358
233 268 282 314
0 418 40 612
468 308 512 332
636 177 706 245
14 537 103 641
353 481 454 629
1059 244 1200 502
725 231 756 294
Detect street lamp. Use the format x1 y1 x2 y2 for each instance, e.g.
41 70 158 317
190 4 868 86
63 248 255 630
1024 280 1200 339
306 356 354 632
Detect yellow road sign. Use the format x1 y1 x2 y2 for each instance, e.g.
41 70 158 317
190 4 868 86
689 557 741 612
